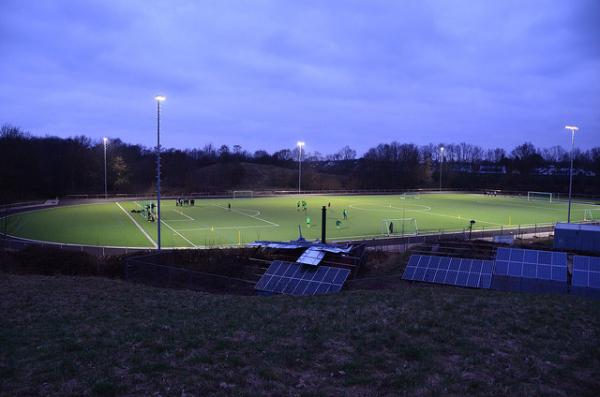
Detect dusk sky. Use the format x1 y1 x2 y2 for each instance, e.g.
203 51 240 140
1 0 599 155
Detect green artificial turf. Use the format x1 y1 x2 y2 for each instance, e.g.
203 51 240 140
3 194 597 248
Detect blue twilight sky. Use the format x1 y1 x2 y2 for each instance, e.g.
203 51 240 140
0 0 599 155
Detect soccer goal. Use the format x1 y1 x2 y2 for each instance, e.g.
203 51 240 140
232 190 254 199
527 191 553 203
402 192 420 200
381 218 418 236
584 208 600 221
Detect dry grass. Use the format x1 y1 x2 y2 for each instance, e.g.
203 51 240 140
1 274 599 396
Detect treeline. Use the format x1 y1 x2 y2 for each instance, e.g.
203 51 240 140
1 124 599 202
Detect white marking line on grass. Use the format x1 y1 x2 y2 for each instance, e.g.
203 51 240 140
160 219 197 247
214 204 280 227
134 202 197 247
348 203 432 212
348 200 503 227
177 224 277 232
174 209 194 220
424 211 504 227
115 202 158 248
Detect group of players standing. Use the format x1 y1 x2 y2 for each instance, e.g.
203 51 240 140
176 197 195 206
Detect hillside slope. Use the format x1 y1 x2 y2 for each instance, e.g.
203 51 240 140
1 275 599 396
187 161 345 191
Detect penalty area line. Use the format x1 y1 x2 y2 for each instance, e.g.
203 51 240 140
134 201 197 248
174 209 194 220
214 204 279 226
115 202 158 248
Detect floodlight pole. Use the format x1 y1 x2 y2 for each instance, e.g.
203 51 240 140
155 95 166 250
297 141 305 194
565 125 578 223
103 137 108 199
439 146 444 191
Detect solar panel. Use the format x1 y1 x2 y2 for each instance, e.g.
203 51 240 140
572 255 600 289
297 247 325 266
402 255 493 289
255 261 351 296
494 248 567 282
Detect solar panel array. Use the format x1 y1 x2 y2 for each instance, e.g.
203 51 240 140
255 260 350 296
494 248 567 282
296 247 325 266
402 255 493 289
572 255 600 289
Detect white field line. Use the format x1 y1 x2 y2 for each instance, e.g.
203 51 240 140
115 202 158 248
214 204 279 226
134 202 196 247
349 200 504 227
420 211 504 227
177 224 277 232
160 219 197 247
348 203 432 212
174 209 194 220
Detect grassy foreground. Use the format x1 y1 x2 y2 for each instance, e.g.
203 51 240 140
1 275 599 396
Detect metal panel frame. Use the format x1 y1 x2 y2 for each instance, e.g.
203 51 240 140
255 261 351 296
402 255 493 289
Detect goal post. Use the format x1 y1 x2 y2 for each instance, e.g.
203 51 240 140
584 208 600 221
527 191 553 203
381 218 418 236
232 190 254 199
401 192 420 200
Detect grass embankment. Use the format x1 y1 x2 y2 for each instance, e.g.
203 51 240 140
1 275 599 396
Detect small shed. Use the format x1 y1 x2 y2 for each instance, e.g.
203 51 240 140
554 223 600 254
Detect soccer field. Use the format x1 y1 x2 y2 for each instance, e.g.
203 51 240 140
2 193 598 248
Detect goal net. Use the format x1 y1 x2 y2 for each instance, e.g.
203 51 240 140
527 191 552 203
232 190 254 199
584 209 600 222
401 192 420 200
381 218 418 236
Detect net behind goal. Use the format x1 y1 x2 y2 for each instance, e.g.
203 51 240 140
527 191 553 203
584 209 600 221
382 218 418 236
401 192 420 200
232 190 254 199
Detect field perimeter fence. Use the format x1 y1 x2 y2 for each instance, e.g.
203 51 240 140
1 222 556 257
58 188 600 203
123 254 256 294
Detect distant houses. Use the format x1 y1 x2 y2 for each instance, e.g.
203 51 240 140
534 166 596 177
448 164 507 175
446 163 595 176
